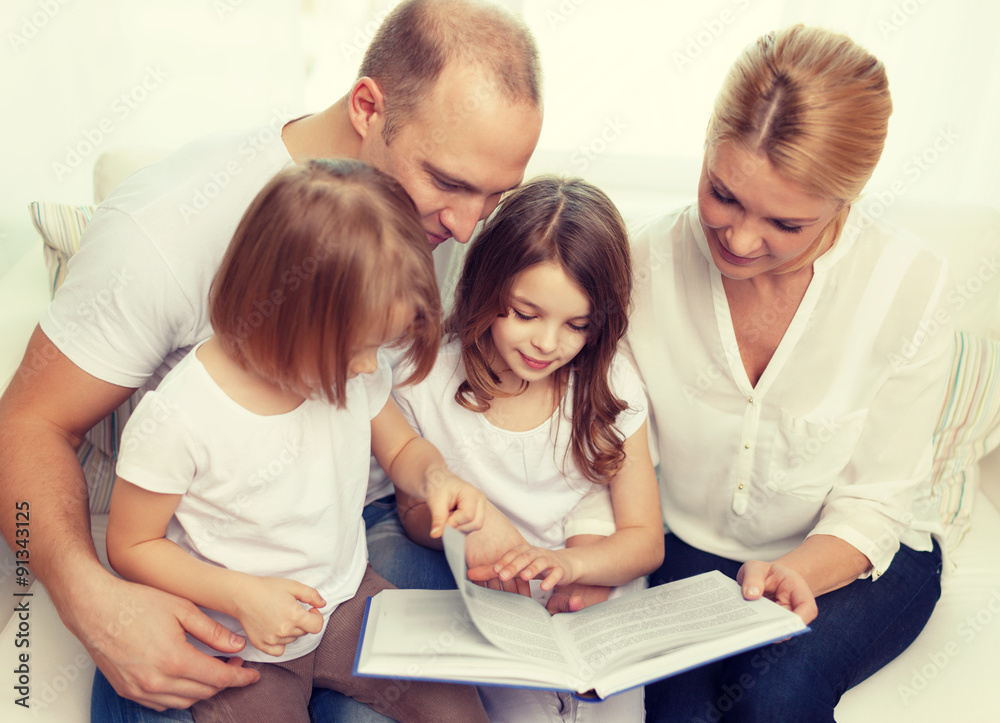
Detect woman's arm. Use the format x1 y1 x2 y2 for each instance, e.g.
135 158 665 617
107 479 325 656
490 420 665 589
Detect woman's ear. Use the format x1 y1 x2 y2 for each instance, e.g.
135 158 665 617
348 76 386 141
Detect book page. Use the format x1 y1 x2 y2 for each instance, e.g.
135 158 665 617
356 589 581 690
556 572 802 676
442 526 576 669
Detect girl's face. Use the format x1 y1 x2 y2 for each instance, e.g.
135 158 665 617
489 261 591 385
346 304 414 379
698 140 841 280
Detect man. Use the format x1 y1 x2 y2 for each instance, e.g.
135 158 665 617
0 0 542 719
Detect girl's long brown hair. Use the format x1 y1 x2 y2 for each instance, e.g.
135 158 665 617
447 176 632 484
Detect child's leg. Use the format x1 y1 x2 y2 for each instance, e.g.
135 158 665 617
478 681 644 722
190 656 312 723
311 564 489 723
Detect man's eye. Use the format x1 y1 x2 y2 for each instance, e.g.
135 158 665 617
434 177 460 191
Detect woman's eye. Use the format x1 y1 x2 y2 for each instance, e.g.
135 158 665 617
512 309 534 321
568 322 589 332
773 220 804 234
710 184 738 206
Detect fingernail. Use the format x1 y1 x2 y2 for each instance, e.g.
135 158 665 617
747 586 760 596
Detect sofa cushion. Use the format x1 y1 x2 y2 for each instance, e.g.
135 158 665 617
930 331 1000 549
29 201 96 297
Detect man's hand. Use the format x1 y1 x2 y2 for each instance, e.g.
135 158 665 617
464 502 532 597
63 574 261 711
737 560 818 624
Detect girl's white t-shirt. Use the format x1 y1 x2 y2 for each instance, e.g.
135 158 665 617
116 343 390 662
392 341 648 549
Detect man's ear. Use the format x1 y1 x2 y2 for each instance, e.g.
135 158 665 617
349 77 386 141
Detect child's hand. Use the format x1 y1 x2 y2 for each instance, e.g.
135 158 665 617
232 576 326 656
491 544 577 591
424 469 487 538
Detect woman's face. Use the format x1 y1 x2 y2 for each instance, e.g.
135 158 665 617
697 141 841 280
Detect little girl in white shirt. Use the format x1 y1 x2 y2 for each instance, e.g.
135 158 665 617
106 159 489 723
392 176 665 722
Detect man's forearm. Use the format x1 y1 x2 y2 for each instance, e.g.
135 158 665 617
0 415 111 629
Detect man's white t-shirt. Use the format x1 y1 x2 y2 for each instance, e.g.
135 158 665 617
41 126 295 393
115 344 391 663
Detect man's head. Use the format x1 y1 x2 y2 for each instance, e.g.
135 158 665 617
350 0 544 245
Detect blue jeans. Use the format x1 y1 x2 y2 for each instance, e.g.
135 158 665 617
92 496 455 722
644 534 943 723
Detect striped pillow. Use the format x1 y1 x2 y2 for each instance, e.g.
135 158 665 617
29 201 95 296
29 201 134 514
930 331 1000 550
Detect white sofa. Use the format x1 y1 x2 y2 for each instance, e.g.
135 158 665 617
1 154 999 721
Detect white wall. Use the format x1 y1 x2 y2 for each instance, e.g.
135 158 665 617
0 0 304 275
3 0 998 277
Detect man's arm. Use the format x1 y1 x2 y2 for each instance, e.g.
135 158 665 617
0 327 258 710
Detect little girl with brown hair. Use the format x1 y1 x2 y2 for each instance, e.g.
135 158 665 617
105 159 489 723
393 176 664 722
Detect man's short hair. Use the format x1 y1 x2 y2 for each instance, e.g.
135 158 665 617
358 0 542 143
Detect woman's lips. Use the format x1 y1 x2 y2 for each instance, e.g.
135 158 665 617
717 241 760 266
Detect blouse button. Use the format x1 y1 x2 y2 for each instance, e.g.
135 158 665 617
744 443 750 449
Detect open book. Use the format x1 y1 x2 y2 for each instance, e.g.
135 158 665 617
354 527 809 699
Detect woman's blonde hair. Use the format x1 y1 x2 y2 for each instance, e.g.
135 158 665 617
707 25 892 271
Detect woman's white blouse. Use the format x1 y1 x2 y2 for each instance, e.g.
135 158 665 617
626 205 953 579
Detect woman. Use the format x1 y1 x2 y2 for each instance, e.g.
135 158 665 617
627 25 952 722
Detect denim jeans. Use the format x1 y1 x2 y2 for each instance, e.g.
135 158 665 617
92 496 455 722
644 533 943 723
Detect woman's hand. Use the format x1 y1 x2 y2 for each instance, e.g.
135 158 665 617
232 576 326 656
736 560 818 625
